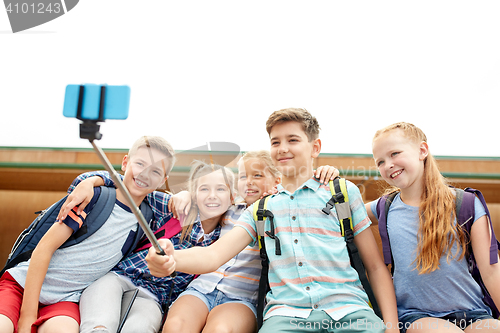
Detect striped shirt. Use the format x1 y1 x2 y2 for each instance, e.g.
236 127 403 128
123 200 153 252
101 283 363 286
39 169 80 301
235 177 372 321
187 203 261 304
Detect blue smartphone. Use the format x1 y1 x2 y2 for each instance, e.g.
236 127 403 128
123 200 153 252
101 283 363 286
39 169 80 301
63 84 130 120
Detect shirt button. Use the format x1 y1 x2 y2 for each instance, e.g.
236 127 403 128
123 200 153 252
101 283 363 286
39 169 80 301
294 239 298 244
298 262 303 267
306 286 310 291
290 195 294 200
314 304 319 309
292 216 296 220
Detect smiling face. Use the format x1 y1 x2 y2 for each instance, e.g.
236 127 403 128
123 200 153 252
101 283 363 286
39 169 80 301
121 146 168 205
195 170 232 223
372 129 428 191
269 121 320 186
237 158 280 206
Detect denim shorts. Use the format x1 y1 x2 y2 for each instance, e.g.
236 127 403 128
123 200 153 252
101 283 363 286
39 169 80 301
399 309 494 332
177 287 257 317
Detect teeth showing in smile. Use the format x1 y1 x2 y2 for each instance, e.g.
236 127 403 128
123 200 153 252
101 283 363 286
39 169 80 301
206 204 220 207
391 170 403 179
135 179 148 187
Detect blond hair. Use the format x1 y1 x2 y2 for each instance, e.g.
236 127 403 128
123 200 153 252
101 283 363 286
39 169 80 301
266 108 320 141
374 122 467 274
238 150 281 179
180 160 236 241
128 136 176 175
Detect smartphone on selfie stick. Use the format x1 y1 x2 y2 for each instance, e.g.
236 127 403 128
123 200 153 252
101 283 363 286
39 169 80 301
63 84 174 265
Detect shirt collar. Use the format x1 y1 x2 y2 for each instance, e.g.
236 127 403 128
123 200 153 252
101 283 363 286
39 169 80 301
276 176 322 194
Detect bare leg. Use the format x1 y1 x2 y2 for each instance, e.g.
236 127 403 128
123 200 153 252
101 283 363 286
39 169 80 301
464 318 500 332
38 315 79 333
407 318 464 333
162 295 209 333
202 303 257 333
0 314 14 333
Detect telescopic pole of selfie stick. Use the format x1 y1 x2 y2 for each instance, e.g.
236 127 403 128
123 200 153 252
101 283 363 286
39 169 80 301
76 85 171 262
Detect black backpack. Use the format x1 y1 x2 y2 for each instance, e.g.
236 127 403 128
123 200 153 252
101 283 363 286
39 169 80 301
253 177 382 328
376 187 500 318
1 186 152 276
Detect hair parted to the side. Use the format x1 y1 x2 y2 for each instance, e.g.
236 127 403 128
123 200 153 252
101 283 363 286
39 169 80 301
238 150 281 179
266 108 320 142
373 122 467 274
180 160 236 241
128 136 176 175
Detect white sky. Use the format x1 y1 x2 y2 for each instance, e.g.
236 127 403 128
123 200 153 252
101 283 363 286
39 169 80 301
1 1 499 157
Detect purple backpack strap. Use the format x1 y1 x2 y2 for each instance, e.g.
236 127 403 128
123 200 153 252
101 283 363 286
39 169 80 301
462 188 499 265
376 192 398 267
458 187 500 318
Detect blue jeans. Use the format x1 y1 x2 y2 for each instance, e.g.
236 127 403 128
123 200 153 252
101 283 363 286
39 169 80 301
399 309 494 332
177 287 257 317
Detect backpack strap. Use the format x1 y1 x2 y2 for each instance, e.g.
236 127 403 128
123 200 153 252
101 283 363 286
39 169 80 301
376 191 398 270
459 188 499 264
62 186 115 247
134 218 181 253
253 196 273 328
324 177 382 319
1 187 115 276
253 196 281 255
456 188 500 318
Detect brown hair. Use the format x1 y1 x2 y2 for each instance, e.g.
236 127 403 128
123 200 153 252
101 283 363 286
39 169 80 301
180 160 236 241
266 108 320 141
373 122 467 274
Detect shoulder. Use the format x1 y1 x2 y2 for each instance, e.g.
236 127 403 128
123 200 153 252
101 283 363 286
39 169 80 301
84 187 105 213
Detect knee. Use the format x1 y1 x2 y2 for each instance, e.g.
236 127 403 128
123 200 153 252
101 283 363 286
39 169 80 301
203 322 235 333
163 316 189 333
91 325 110 333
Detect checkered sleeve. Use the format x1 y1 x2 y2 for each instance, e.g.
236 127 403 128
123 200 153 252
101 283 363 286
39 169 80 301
67 171 116 194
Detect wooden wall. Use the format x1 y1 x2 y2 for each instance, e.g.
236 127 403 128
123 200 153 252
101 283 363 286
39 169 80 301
1 147 499 265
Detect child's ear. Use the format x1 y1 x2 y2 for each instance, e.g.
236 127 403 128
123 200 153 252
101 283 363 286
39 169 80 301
419 141 429 161
311 138 321 158
121 155 129 172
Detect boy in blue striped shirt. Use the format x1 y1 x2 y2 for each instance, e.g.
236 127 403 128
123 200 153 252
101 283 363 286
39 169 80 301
148 108 399 333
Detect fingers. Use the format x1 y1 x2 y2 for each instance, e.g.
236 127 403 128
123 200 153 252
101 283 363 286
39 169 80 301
168 199 178 219
170 191 192 220
315 165 340 184
145 239 176 277
183 201 191 216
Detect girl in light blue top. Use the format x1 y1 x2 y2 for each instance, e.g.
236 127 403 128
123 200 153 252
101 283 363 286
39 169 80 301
366 122 500 332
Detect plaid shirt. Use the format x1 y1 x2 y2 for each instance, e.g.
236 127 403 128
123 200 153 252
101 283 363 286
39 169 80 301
68 171 238 308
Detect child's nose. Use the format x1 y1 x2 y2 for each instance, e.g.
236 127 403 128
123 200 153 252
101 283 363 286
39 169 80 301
208 188 218 198
278 144 289 154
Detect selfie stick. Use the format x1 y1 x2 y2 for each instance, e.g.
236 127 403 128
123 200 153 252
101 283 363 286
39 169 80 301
76 85 169 259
